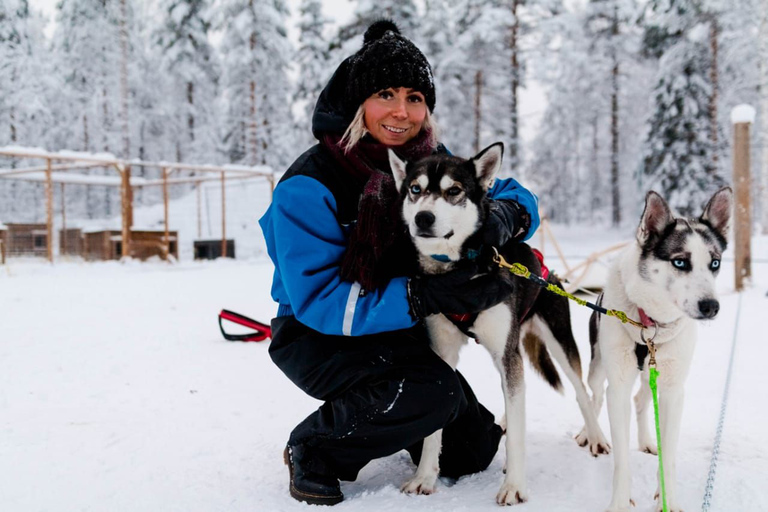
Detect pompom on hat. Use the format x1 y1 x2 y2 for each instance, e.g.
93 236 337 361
344 20 436 115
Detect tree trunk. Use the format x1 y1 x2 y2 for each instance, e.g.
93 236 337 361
248 0 258 166
610 7 620 227
760 0 768 233
509 0 520 173
188 81 195 142
474 70 482 153
119 0 130 159
709 17 719 173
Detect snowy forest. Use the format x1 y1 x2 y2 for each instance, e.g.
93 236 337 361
1 0 767 228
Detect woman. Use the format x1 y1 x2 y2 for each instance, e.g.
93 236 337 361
259 20 540 505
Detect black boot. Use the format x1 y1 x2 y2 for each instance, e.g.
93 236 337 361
284 445 344 506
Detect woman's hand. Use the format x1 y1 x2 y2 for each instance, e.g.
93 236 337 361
480 199 529 249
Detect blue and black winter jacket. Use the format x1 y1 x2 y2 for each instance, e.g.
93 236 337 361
259 62 540 337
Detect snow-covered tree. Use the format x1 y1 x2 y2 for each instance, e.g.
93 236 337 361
642 0 726 215
155 0 220 163
293 0 332 148
0 0 55 221
217 0 293 169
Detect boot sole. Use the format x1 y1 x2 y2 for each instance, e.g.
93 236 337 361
284 447 344 506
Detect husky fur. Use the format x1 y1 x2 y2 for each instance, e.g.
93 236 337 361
389 143 609 505
585 188 733 512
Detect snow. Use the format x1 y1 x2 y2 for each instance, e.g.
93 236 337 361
1 226 767 512
730 104 757 124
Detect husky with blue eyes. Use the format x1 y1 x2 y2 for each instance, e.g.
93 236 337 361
585 187 732 512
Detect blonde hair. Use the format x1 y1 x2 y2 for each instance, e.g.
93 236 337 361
339 105 439 154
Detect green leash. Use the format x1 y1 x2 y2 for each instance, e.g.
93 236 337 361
493 251 669 511
649 366 668 512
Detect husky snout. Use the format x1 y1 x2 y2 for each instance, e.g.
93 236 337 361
698 298 719 319
415 211 436 234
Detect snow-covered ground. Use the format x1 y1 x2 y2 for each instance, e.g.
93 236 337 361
1 226 767 512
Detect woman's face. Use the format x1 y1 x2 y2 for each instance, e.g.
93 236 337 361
362 87 427 145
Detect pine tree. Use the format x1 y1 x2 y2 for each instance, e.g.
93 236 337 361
0 0 54 221
642 0 726 215
217 0 293 169
294 0 331 148
155 0 220 163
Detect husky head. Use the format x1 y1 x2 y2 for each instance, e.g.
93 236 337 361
389 143 503 262
633 187 732 320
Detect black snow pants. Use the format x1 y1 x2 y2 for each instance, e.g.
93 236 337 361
268 315 503 482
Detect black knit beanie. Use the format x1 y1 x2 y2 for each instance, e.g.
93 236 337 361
345 20 436 115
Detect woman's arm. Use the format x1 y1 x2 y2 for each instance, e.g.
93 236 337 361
259 175 416 337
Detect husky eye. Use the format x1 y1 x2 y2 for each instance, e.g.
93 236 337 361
446 186 462 197
671 258 690 271
710 259 721 270
409 184 421 195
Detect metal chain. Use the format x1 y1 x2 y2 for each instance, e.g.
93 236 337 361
701 293 743 512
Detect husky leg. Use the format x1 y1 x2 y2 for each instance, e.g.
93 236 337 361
401 429 443 494
496 346 528 505
605 356 638 512
533 317 611 456
635 369 657 454
576 342 608 450
654 383 685 512
401 316 464 495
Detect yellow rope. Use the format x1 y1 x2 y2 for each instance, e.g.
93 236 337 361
502 258 644 329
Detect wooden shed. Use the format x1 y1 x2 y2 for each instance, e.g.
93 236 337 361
60 228 84 257
0 223 48 258
84 230 178 261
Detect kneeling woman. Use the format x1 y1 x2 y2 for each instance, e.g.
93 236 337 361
259 20 540 505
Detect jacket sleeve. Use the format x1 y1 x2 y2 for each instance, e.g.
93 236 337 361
487 178 540 241
259 175 416 337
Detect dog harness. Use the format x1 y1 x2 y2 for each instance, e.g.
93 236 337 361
437 247 550 340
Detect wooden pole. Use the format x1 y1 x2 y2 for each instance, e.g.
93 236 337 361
60 183 66 255
731 105 755 291
221 171 227 258
163 167 169 260
196 182 202 239
474 70 482 153
120 164 131 258
45 158 54 263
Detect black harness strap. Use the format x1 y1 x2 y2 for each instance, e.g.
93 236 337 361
635 343 649 371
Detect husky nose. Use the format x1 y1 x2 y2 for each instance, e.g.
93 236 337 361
415 211 435 230
698 299 720 318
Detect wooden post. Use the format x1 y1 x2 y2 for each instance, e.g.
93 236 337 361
120 164 132 258
731 105 755 291
163 167 169 260
221 171 227 258
196 182 202 239
61 183 66 255
45 158 54 263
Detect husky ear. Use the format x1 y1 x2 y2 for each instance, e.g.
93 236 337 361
388 149 408 193
471 142 504 191
637 191 673 245
700 186 733 241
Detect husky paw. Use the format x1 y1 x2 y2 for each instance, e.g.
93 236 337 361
575 429 611 456
652 491 682 511
401 473 438 495
605 498 635 512
639 440 658 455
496 482 528 506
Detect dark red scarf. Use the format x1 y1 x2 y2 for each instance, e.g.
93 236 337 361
321 130 435 291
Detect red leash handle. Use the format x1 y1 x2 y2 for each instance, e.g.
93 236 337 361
218 309 272 342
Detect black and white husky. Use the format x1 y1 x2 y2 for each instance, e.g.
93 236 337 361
586 188 732 512
388 143 609 505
